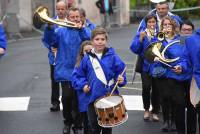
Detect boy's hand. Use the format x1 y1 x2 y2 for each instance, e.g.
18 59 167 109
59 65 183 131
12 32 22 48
83 84 90 93
117 75 124 84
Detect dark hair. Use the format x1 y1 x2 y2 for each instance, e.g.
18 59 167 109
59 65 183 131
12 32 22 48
79 8 86 17
145 14 157 24
180 19 194 30
91 27 108 40
76 41 92 67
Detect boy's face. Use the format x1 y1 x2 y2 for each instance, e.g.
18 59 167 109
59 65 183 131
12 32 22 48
92 34 107 53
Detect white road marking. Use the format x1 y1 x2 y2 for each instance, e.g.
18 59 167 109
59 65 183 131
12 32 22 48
0 95 145 111
121 86 142 90
0 97 30 111
122 95 144 111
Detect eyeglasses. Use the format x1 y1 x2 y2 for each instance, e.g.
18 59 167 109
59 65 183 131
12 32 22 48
163 23 172 28
181 28 193 32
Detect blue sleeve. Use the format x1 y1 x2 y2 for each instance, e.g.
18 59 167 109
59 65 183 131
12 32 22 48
137 19 146 33
178 38 192 73
79 27 91 41
130 33 143 55
0 24 7 50
42 26 59 48
113 54 127 87
72 58 88 91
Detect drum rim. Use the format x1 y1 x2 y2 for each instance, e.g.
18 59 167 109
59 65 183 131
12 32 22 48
94 95 123 109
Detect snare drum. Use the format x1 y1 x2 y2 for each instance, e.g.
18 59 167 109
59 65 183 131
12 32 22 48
94 95 128 128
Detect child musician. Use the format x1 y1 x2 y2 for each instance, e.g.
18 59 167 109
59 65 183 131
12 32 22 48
72 27 127 134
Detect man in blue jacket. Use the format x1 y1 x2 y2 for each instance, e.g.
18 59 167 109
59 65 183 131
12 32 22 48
176 27 200 134
42 0 67 112
0 23 7 59
43 7 91 134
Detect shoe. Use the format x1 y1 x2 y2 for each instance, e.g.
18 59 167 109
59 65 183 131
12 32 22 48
152 114 159 122
143 110 150 121
161 121 170 132
50 104 60 112
63 125 71 134
72 127 83 134
169 121 176 132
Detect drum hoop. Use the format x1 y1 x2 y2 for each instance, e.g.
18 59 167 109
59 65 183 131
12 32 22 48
97 112 128 128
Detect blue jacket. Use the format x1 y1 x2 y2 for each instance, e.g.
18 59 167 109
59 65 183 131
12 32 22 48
43 27 91 81
72 47 127 106
130 28 156 73
179 28 200 88
42 24 58 65
148 36 180 78
0 24 7 51
164 36 192 81
137 10 182 32
86 19 96 31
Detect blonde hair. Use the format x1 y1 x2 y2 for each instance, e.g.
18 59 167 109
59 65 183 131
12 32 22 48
160 16 179 35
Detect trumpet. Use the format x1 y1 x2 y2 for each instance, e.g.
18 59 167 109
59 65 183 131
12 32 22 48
33 6 78 29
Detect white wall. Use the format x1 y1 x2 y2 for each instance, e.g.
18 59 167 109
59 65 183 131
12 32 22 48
19 0 32 31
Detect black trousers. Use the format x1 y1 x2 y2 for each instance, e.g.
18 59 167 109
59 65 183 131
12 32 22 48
81 112 92 134
50 64 60 105
185 81 197 134
156 78 186 134
141 72 160 114
87 103 112 134
61 81 82 128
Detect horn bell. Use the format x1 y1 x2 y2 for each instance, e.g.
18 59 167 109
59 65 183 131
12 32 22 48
33 6 78 29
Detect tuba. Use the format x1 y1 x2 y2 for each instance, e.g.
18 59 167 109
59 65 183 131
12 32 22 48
144 32 180 68
33 6 78 29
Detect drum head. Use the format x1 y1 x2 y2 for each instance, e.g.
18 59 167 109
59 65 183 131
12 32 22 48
95 96 122 109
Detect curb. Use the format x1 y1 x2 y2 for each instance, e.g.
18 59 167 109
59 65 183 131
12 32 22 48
8 36 41 44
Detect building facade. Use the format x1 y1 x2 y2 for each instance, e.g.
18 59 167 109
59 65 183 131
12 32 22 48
1 0 129 33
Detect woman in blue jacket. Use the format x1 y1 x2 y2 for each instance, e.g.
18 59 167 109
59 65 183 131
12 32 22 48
130 14 160 121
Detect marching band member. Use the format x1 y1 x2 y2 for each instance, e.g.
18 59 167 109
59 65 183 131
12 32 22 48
179 20 196 134
73 41 93 134
177 27 200 134
151 16 188 133
147 16 178 132
72 27 126 134
130 14 160 121
42 0 67 112
0 23 7 59
43 7 91 134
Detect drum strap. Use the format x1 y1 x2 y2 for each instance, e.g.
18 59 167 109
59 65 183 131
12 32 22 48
89 50 114 86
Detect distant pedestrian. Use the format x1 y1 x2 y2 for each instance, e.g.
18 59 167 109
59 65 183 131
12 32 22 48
96 0 113 29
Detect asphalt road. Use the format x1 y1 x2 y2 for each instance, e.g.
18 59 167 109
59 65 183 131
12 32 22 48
0 24 179 134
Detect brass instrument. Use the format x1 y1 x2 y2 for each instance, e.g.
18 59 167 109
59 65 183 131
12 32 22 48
144 32 180 67
33 6 78 29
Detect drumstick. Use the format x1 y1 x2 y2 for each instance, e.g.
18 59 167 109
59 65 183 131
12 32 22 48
110 66 127 96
